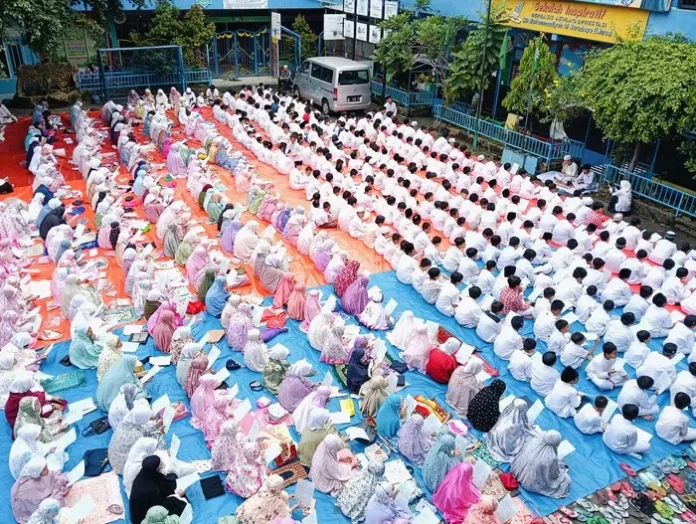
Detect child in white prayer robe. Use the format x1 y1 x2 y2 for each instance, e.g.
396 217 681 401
636 342 678 387
586 343 628 391
585 300 614 337
671 364 696 416
617 377 659 418
530 351 561 398
575 396 608 435
560 332 598 369
575 286 600 323
476 302 504 343
625 331 651 369
623 286 652 323
545 367 583 419
603 405 650 457
656 393 696 445
668 315 696 357
508 339 537 382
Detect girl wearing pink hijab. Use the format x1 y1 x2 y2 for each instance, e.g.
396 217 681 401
189 374 218 429
147 301 182 336
286 284 305 321
203 395 233 447
225 441 266 498
184 355 209 398
300 289 321 332
464 495 501 524
309 434 354 495
272 273 294 309
402 325 433 372
152 310 177 353
432 462 480 523
186 245 210 284
211 419 242 471
143 194 165 224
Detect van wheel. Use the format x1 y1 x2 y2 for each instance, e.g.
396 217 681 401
294 87 301 100
322 99 330 115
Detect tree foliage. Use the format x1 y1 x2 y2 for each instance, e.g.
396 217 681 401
292 14 317 62
71 0 153 26
374 7 465 96
502 36 558 118
446 2 509 103
0 0 82 57
374 12 418 77
131 4 215 67
570 35 696 168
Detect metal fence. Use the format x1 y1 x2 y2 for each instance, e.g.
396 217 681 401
433 103 586 167
76 69 212 93
603 165 696 219
370 81 435 109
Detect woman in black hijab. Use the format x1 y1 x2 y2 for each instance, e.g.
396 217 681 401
38 203 66 240
466 379 507 432
109 222 120 250
346 342 371 394
129 455 187 524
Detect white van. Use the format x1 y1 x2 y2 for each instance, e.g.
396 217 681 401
293 57 371 114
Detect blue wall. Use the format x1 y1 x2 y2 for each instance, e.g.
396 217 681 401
646 5 696 37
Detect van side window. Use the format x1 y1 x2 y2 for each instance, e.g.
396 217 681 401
299 61 310 74
311 64 334 83
338 69 369 85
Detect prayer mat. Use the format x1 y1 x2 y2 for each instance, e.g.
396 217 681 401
40 369 87 394
273 459 308 488
437 325 499 377
333 353 395 389
414 395 450 424
468 440 501 469
102 305 139 324
65 470 123 524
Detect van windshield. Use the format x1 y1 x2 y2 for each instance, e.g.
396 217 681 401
338 69 369 85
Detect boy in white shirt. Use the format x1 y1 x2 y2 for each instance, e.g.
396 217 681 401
603 404 650 457
506 336 536 380
493 316 524 360
442 238 465 273
454 286 483 328
576 285 600 323
561 332 598 369
587 342 628 390
473 260 497 296
435 272 463 317
671 362 696 416
545 366 583 419
623 285 653 323
585 299 614 337
533 288 555 319
656 393 696 445
618 376 659 418
575 396 609 435
476 301 504 343
625 330 651 369
530 351 561 398
603 312 636 354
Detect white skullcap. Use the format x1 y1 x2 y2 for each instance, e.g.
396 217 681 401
613 213 623 222
582 197 593 205
448 138 456 144
48 198 61 209
563 155 572 161
477 155 485 161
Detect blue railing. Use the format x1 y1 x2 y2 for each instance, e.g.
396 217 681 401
76 69 212 93
603 165 696 219
371 81 434 108
433 104 585 166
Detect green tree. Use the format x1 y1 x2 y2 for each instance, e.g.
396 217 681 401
374 12 418 80
180 5 216 67
502 36 558 127
1 0 81 57
571 35 696 172
446 2 509 104
415 14 466 96
131 3 215 68
292 14 317 61
374 9 465 97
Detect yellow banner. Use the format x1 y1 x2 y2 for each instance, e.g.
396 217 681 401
499 0 649 43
